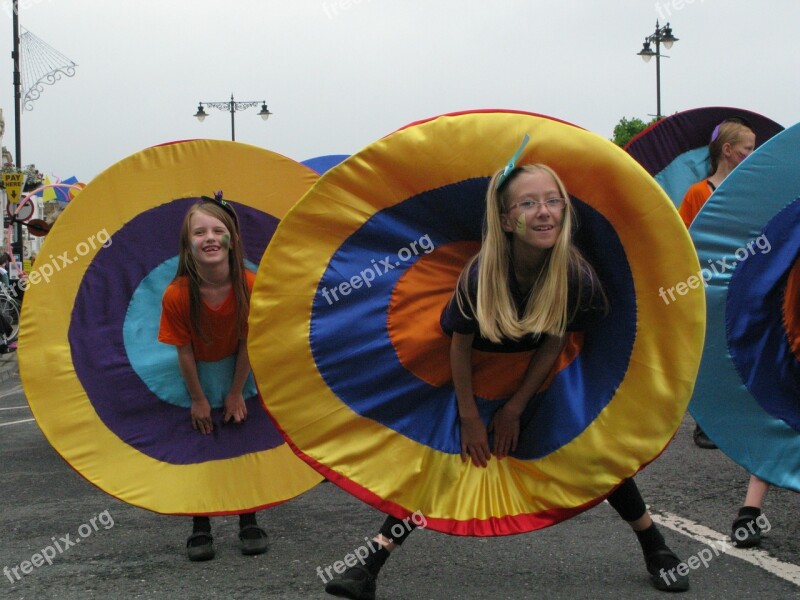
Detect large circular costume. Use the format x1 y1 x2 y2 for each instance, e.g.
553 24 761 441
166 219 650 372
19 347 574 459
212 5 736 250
689 122 800 492
19 140 322 515
249 111 706 535
625 107 783 207
302 154 349 175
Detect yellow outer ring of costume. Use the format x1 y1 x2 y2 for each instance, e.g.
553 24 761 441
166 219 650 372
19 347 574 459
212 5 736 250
249 111 705 534
19 139 322 515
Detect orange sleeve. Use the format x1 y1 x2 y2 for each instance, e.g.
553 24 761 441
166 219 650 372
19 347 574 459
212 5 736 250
158 280 192 347
679 181 712 229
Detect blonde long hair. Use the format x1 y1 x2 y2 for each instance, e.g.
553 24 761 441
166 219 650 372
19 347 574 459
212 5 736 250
175 201 250 342
456 164 605 342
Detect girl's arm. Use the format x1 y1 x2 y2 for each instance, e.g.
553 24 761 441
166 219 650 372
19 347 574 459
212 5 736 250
451 331 492 468
491 334 567 458
223 339 250 424
176 344 214 434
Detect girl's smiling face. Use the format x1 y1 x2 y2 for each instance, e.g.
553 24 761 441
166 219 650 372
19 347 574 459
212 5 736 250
501 169 565 253
189 210 231 267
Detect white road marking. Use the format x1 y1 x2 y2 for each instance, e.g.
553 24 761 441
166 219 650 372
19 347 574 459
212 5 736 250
0 405 29 411
651 510 800 586
0 385 23 399
0 418 35 427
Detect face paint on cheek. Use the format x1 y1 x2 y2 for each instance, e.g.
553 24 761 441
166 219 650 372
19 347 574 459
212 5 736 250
221 234 230 248
515 213 527 234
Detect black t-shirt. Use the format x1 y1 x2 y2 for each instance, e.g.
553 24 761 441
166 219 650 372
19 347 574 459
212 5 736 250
440 259 606 353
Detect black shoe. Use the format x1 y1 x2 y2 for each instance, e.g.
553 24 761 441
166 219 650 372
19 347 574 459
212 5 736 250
186 531 214 562
325 565 376 600
645 547 690 592
239 525 269 556
731 515 762 548
693 426 717 449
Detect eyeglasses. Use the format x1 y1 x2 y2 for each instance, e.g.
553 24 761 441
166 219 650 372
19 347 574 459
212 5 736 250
505 198 566 212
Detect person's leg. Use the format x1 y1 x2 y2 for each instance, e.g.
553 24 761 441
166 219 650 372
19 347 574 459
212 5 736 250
731 474 770 548
0 312 10 354
743 474 769 507
693 424 717 449
607 478 689 592
325 515 416 600
192 516 211 533
186 516 214 562
239 511 269 555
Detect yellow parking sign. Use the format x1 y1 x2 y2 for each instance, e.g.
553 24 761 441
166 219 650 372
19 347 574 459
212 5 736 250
2 172 26 203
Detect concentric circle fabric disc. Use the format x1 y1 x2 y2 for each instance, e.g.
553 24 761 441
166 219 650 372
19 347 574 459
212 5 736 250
19 139 323 515
249 110 705 535
301 154 349 175
689 122 800 491
625 107 783 207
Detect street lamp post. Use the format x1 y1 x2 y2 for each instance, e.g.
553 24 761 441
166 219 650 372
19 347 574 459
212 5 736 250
636 21 678 121
194 94 272 141
11 0 24 265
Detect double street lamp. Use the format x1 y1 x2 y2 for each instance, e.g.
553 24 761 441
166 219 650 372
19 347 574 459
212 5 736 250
636 21 679 121
194 94 272 141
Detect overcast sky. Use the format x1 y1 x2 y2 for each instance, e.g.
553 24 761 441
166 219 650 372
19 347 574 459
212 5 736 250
1 0 798 182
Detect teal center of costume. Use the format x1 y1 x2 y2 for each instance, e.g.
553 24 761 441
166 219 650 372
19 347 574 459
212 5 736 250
124 256 259 409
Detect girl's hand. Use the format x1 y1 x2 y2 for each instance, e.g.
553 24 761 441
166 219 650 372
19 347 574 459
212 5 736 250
489 406 520 459
223 392 247 424
191 398 213 434
459 416 491 468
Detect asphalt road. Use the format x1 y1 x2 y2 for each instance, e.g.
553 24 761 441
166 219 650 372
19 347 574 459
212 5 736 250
1 367 798 600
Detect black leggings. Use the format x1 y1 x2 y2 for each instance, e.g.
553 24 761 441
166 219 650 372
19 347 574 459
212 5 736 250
378 477 647 544
606 477 648 522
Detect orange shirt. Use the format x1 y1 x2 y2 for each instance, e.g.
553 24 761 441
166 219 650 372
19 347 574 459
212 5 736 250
158 270 255 362
678 180 714 228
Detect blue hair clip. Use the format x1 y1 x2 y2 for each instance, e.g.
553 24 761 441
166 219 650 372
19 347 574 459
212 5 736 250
495 133 531 190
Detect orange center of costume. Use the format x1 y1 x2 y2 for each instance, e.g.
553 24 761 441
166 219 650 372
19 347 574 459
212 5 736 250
387 241 581 399
785 258 800 360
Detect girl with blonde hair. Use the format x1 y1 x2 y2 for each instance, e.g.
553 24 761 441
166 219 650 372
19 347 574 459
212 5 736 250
679 117 756 229
325 157 689 598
